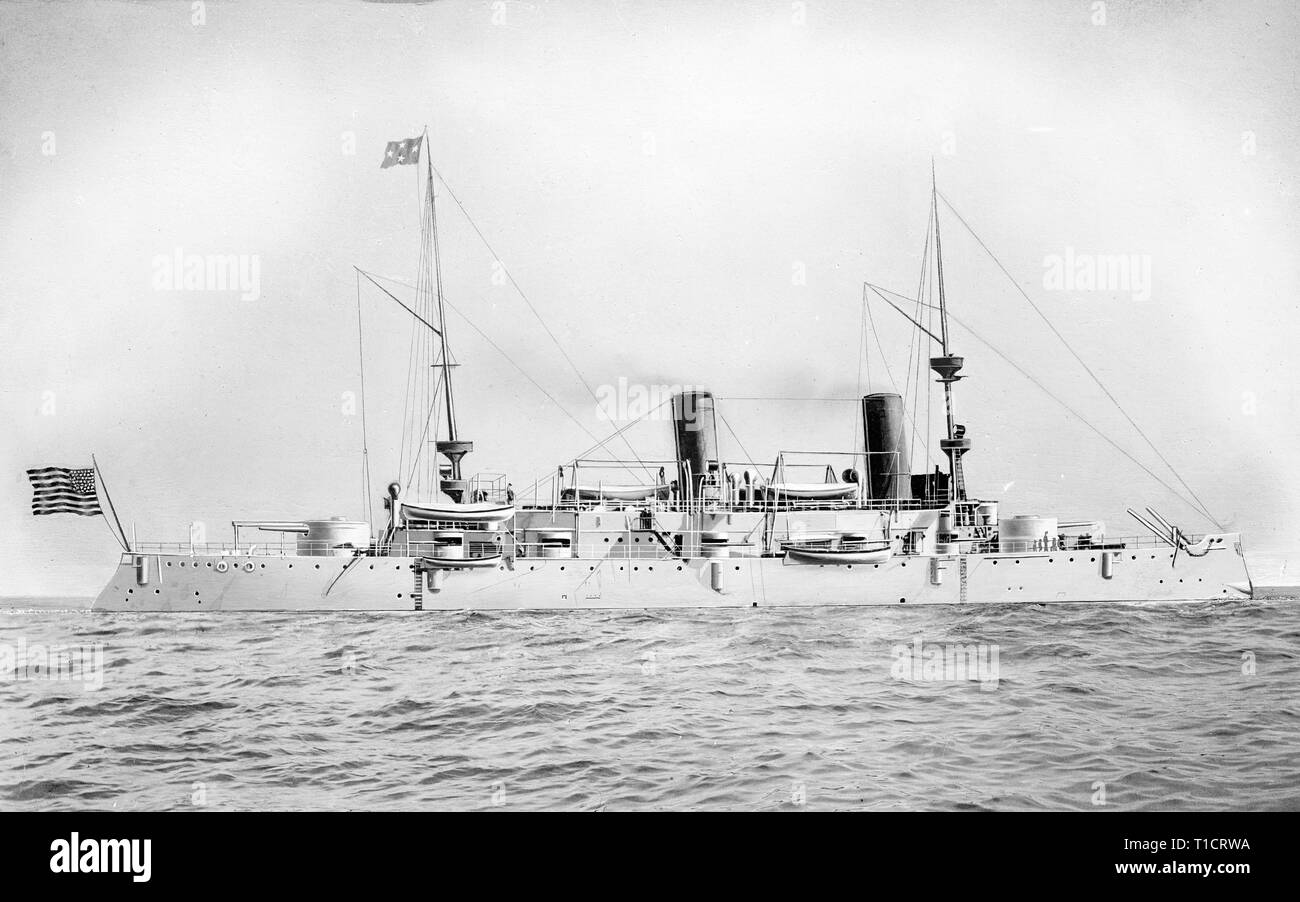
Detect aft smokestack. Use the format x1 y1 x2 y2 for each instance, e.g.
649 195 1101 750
672 390 719 502
862 393 912 500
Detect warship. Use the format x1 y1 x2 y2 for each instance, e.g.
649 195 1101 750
86 137 1252 611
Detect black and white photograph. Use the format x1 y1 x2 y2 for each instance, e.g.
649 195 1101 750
0 0 1294 884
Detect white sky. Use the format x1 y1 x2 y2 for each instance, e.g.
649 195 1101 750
2 0 1297 595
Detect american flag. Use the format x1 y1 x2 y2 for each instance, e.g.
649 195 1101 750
27 466 103 517
380 135 423 169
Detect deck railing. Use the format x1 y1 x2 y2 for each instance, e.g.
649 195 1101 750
121 531 1205 564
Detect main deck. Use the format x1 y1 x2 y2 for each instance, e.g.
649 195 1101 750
93 525 1250 612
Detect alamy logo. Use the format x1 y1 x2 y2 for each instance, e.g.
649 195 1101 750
0 639 104 690
151 246 261 301
49 833 151 883
595 379 706 427
1042 246 1151 302
890 635 999 691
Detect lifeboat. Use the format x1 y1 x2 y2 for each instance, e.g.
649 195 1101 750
400 501 515 524
561 484 671 502
759 482 857 500
784 540 892 565
419 552 504 570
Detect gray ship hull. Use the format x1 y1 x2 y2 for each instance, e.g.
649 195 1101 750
93 532 1250 612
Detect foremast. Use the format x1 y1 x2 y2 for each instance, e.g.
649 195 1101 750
421 129 474 503
927 164 971 506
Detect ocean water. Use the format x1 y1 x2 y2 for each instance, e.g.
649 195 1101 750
0 597 1297 811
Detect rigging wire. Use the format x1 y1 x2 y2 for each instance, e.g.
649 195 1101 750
936 191 1223 529
901 197 933 468
911 199 936 470
949 310 1217 524
862 285 933 467
923 207 936 473
426 163 656 482
716 407 765 481
355 270 374 530
404 356 447 492
717 396 861 402
854 293 867 457
358 269 647 481
868 278 1220 525
517 395 677 500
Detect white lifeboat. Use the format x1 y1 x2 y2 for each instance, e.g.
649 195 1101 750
400 501 516 524
561 484 671 502
760 482 857 500
784 540 892 566
419 552 504 570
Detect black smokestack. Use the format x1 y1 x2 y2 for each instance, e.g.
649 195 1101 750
862 393 912 500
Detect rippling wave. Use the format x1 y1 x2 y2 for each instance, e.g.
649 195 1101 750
1 597 1297 810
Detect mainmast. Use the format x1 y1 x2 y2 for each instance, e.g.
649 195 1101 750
928 163 971 504
424 128 473 503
